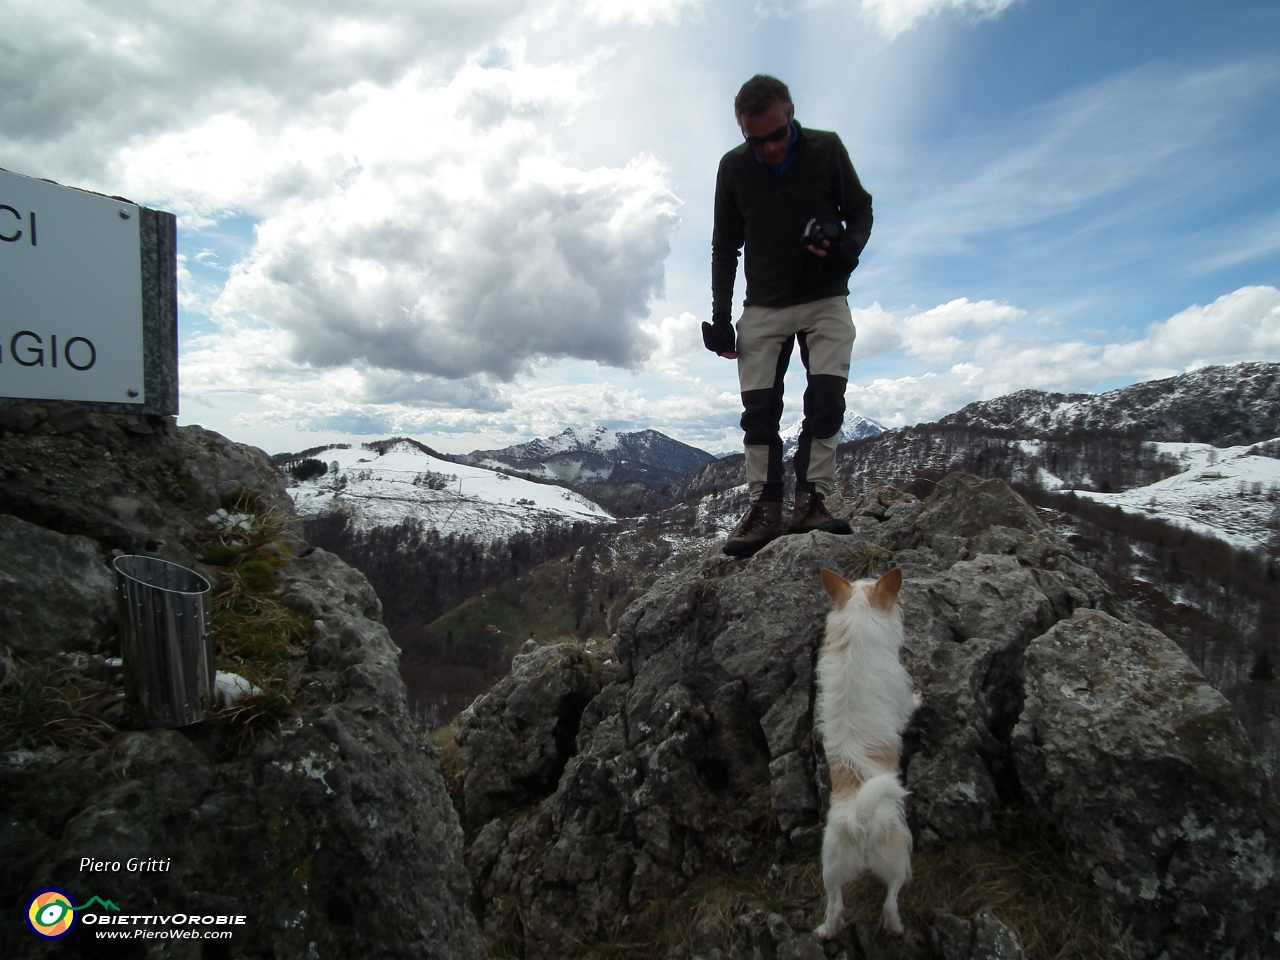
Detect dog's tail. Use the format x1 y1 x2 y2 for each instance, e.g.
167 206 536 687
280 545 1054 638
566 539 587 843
829 772 911 854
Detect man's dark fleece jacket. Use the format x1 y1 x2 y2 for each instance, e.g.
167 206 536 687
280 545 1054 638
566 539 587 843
711 121 873 327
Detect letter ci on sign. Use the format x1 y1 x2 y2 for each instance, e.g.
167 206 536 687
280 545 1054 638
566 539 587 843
0 204 35 245
0 167 177 414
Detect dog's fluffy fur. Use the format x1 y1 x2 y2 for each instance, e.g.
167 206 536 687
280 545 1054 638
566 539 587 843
814 567 917 940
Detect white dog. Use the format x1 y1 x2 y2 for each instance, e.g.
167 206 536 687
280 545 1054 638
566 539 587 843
814 566 918 940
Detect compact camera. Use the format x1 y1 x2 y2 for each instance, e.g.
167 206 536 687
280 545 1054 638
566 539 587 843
801 218 843 249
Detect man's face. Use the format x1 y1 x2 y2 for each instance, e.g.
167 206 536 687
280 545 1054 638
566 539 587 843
739 99 794 166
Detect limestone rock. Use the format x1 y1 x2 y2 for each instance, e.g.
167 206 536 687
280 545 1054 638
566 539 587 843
456 642 611 831
0 513 116 657
928 910 1024 960
0 419 484 959
1012 608 1280 959
460 473 1280 959
0 406 294 569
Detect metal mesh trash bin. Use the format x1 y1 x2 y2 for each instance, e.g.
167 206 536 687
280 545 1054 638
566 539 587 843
112 556 215 728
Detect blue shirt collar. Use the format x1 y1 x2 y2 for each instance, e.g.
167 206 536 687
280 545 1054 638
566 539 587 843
753 122 799 175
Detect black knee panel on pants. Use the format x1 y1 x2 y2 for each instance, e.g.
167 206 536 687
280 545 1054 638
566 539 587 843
803 374 848 440
741 388 784 446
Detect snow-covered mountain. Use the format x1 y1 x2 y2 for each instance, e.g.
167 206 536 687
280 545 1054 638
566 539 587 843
941 362 1280 445
287 440 612 538
1071 440 1280 552
779 412 885 455
459 427 717 489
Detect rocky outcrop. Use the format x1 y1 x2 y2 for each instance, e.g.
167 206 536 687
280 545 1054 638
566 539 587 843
0 402 293 570
460 473 1280 959
0 514 116 658
0 406 483 960
1013 609 1279 959
456 643 613 832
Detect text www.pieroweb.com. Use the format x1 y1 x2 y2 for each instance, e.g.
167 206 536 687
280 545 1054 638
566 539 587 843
96 928 234 940
84 913 245 940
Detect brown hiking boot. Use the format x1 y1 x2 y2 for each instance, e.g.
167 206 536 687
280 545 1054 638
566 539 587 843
789 492 852 535
722 500 785 557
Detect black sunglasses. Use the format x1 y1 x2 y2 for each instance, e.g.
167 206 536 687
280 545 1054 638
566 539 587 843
743 121 791 148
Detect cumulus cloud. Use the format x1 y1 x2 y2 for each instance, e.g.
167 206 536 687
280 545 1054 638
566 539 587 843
196 57 679 381
0 0 529 183
859 0 1020 38
180 314 741 451
639 311 704 380
180 285 1278 453
849 298 1025 365
847 286 1280 426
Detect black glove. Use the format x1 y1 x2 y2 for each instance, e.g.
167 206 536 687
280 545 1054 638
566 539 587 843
702 318 736 354
826 234 863 273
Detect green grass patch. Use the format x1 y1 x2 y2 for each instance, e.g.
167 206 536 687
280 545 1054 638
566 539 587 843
213 602 309 662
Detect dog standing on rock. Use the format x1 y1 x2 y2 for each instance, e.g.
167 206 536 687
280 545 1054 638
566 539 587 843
814 566 919 940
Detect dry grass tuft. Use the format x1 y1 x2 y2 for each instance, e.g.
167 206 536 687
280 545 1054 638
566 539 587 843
845 543 893 579
428 720 466 816
198 502 307 741
556 814 1117 960
0 661 116 752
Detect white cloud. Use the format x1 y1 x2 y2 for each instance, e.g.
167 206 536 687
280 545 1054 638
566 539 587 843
574 0 705 26
639 311 704 380
847 286 1280 426
859 0 1020 38
172 55 683 380
1101 286 1280 372
899 297 1025 365
0 0 528 184
848 298 1024 365
179 285 1279 453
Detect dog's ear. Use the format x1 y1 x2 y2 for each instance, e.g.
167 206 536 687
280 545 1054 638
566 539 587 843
869 567 903 611
820 568 853 607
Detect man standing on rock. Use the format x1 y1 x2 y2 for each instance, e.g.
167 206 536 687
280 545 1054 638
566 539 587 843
705 75 873 557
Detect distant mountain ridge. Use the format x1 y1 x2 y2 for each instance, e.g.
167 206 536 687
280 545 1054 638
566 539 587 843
941 362 1280 445
460 426 717 490
780 412 885 454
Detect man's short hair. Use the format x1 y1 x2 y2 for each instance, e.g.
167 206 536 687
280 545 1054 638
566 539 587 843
734 75 792 119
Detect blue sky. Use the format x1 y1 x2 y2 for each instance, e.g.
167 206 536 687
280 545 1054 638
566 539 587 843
3 0 1277 454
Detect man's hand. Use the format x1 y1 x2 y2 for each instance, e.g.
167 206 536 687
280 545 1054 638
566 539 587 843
814 234 862 271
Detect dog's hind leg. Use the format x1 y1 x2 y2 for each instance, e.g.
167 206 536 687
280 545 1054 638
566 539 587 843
874 822 911 937
815 819 854 940
815 866 846 941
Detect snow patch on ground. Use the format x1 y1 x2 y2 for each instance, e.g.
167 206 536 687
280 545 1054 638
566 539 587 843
1074 440 1280 552
289 441 613 538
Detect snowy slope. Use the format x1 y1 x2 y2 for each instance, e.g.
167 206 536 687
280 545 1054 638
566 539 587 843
288 441 613 538
1074 440 1280 551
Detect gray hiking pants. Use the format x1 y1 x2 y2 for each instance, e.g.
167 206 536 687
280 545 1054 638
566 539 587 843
736 295 856 501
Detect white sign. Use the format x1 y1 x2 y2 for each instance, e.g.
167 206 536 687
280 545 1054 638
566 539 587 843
0 168 145 404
